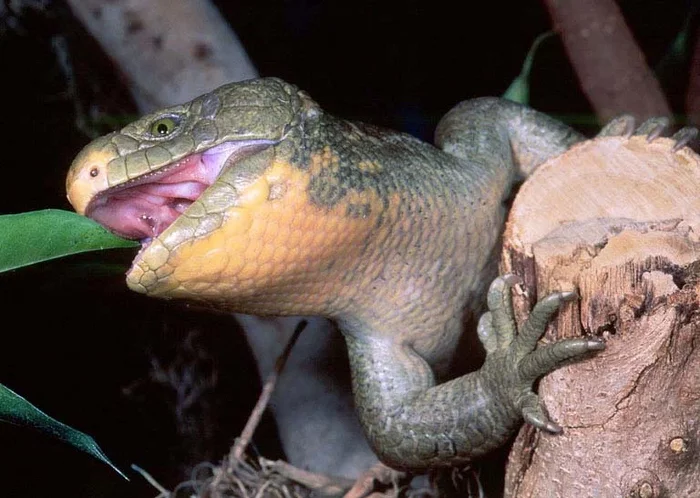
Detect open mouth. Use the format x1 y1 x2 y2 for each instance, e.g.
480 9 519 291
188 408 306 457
85 141 272 243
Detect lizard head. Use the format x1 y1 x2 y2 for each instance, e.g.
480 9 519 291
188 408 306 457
68 77 389 317
66 78 325 312
67 78 303 233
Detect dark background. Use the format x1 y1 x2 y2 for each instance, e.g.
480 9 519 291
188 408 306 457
0 1 696 496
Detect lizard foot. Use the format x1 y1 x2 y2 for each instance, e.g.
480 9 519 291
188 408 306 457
478 275 605 432
597 115 697 152
633 117 697 152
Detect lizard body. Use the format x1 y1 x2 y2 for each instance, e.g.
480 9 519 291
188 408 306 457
67 78 603 471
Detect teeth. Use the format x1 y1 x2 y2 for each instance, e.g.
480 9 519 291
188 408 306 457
140 214 158 236
172 200 193 213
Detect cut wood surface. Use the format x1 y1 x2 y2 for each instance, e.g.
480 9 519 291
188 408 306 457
502 135 700 497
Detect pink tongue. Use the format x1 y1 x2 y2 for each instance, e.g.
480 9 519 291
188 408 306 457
145 181 207 199
88 154 212 239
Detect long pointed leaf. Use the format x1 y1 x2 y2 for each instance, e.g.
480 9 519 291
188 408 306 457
0 209 137 273
503 31 554 104
0 383 127 479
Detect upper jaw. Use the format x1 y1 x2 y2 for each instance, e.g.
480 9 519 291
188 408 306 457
69 140 273 242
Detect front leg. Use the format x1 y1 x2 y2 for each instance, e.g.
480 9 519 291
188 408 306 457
345 275 605 471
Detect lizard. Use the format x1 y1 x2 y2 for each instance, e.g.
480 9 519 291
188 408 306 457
66 77 606 472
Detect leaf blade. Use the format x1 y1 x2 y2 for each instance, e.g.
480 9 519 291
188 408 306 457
0 209 138 273
503 31 555 104
0 383 128 479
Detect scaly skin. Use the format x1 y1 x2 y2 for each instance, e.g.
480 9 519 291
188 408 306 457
66 78 604 471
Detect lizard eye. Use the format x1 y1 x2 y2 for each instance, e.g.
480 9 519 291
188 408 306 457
149 116 180 138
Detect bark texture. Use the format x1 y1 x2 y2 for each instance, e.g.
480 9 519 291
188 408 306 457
542 0 671 121
501 134 700 496
66 0 257 110
687 28 700 126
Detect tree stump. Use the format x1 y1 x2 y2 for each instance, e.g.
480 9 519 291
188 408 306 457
501 134 700 497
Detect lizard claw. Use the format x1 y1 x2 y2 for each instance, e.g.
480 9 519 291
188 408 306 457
671 126 698 152
519 391 562 433
633 116 670 142
478 275 605 433
597 116 696 152
597 115 696 152
597 115 635 138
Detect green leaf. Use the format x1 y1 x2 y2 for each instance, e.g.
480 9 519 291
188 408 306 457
0 383 128 479
0 209 138 273
503 31 555 104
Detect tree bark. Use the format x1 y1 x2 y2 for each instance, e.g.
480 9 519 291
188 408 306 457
687 27 700 126
501 134 700 496
542 0 671 121
66 0 257 110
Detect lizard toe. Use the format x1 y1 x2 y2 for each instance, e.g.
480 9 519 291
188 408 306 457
597 114 635 138
518 337 605 380
671 126 698 152
514 290 577 358
485 274 522 349
633 116 670 142
520 391 562 433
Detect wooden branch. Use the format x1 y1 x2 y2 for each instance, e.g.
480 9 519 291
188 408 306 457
687 28 700 126
501 134 700 496
542 0 671 121
228 320 307 467
66 0 257 110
